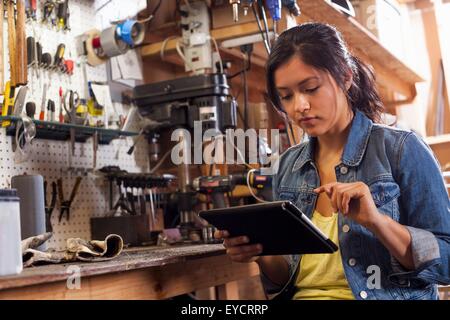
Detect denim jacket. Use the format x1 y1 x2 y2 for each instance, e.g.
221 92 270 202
261 110 450 300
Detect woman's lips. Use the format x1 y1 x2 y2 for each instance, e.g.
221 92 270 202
299 117 318 125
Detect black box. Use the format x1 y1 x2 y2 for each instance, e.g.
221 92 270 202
90 215 152 246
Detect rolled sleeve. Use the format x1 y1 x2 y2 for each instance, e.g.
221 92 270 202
389 227 442 286
406 226 440 269
388 132 450 286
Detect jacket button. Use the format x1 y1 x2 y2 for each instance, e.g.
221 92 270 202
340 166 348 175
348 258 356 266
360 291 368 299
342 224 350 233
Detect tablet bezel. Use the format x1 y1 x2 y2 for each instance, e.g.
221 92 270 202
199 201 338 255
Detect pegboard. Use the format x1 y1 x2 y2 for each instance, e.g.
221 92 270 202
1 0 149 250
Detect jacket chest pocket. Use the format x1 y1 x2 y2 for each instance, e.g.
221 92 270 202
368 179 401 221
278 190 299 202
277 187 315 214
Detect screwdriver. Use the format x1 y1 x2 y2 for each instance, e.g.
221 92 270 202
26 102 36 119
46 99 55 122
57 0 69 31
27 36 36 67
26 0 37 20
39 83 48 121
42 0 54 24
53 43 65 70
36 42 42 66
41 52 52 69
31 0 37 20
59 87 64 123
50 100 56 122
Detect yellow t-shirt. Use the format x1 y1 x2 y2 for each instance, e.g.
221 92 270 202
293 211 355 300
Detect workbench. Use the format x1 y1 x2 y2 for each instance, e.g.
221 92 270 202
0 244 261 300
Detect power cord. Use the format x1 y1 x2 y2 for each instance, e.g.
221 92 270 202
247 168 268 203
252 3 271 54
258 0 271 50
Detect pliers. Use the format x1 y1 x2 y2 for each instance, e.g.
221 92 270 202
44 181 57 232
57 176 82 222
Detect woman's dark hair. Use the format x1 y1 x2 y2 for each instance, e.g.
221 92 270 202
266 23 384 123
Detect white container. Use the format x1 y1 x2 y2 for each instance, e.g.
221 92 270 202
0 189 23 276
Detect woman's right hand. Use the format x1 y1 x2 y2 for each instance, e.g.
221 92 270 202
214 230 263 263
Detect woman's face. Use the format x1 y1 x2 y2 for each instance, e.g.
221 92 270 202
274 56 352 137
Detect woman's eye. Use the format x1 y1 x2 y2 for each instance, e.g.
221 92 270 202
280 95 292 101
305 87 319 94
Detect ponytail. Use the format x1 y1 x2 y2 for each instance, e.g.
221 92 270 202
348 56 384 123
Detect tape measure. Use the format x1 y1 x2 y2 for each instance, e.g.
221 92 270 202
100 26 128 58
116 20 145 47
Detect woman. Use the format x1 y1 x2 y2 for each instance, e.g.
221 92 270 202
215 23 450 300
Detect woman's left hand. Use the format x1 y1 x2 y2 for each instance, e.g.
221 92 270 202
314 182 381 229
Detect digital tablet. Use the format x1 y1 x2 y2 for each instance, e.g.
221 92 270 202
199 201 338 255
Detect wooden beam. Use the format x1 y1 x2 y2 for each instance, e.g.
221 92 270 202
294 0 423 105
141 21 265 58
433 0 450 119
140 0 423 107
424 133 450 146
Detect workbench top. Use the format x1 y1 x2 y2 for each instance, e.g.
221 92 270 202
0 244 225 291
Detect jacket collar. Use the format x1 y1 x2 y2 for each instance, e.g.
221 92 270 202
292 110 373 172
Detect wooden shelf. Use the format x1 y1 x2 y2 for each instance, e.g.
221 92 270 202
424 134 450 146
296 0 423 102
0 116 138 145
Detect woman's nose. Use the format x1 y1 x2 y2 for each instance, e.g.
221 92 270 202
294 94 310 113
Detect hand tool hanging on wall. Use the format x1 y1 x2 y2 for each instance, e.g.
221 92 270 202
12 85 28 116
25 0 37 20
16 0 28 85
58 87 64 122
7 0 17 87
63 89 80 155
2 1 17 128
27 35 41 78
56 0 70 31
41 52 52 69
1 81 15 127
46 99 55 122
3 0 27 114
57 176 82 222
25 102 36 119
62 59 74 75
36 42 42 66
53 43 65 71
27 36 36 67
42 0 55 24
92 131 98 169
39 83 48 120
44 181 57 232
0 0 5 95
